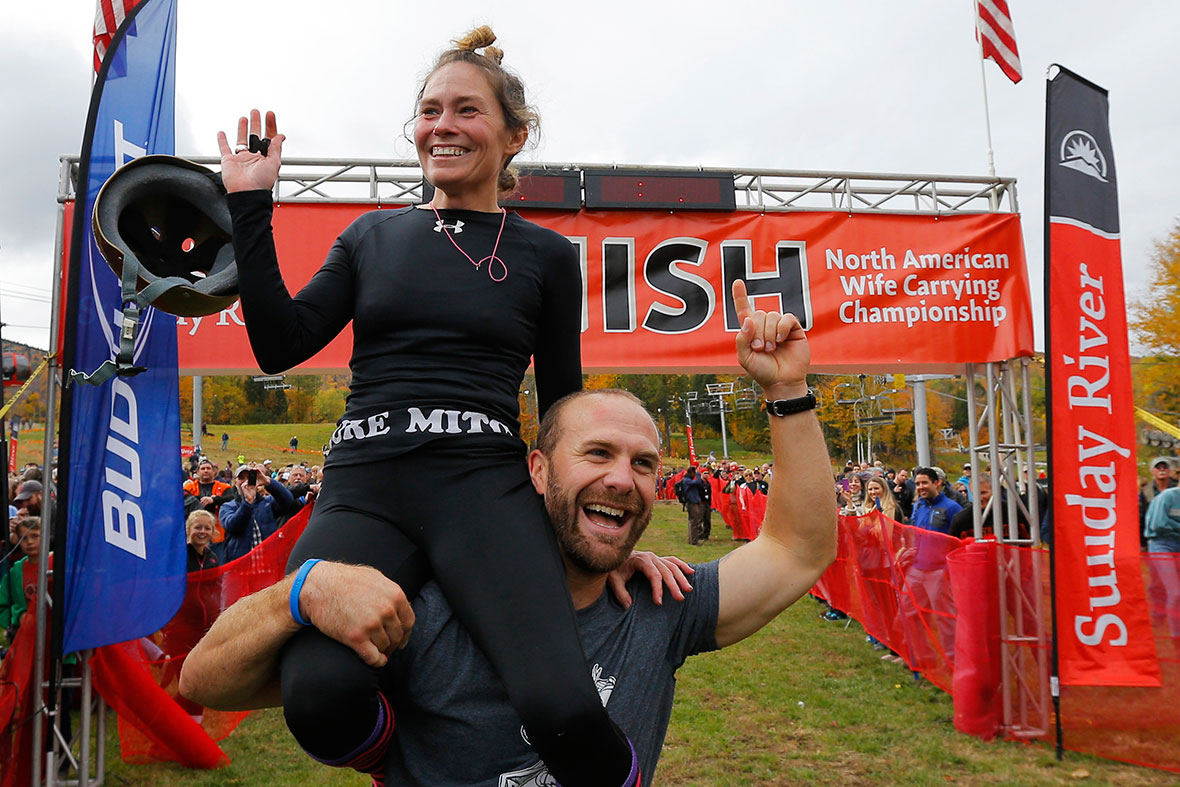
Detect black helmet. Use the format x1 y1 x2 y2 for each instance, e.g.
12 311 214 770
92 155 239 317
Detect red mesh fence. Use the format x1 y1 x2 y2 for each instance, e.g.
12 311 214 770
813 513 1180 773
1054 552 1180 772
814 513 959 691
93 504 312 767
0 610 39 787
707 477 763 541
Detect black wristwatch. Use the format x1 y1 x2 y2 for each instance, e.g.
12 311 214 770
765 389 817 417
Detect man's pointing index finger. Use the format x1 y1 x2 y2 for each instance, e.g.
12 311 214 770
732 279 751 323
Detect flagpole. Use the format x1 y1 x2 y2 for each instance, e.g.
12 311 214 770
974 0 998 178
1043 68 1063 758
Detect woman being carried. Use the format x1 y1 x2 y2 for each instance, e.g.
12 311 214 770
218 28 640 787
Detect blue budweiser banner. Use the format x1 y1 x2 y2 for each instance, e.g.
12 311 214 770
60 0 184 653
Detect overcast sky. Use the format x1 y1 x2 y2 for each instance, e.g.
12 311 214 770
2 0 1177 352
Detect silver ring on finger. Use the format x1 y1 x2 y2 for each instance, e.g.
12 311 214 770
234 143 249 153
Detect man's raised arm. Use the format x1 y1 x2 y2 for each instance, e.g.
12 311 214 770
179 562 414 710
714 280 838 648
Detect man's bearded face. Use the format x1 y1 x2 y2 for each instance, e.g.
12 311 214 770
544 460 653 574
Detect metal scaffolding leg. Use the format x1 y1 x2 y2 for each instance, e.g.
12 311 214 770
80 653 91 787
35 156 107 786
966 359 1049 740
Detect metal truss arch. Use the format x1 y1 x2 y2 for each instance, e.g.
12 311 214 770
61 157 1019 216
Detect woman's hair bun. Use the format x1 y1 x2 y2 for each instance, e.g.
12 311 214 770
453 25 503 64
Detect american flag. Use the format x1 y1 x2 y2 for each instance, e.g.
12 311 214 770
93 0 142 72
975 0 1022 84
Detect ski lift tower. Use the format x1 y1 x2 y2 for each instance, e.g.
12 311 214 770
705 382 735 459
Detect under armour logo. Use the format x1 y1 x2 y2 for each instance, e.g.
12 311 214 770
433 219 464 233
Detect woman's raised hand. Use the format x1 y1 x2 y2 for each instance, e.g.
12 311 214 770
217 109 285 193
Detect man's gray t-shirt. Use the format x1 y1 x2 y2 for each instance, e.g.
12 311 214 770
383 561 720 785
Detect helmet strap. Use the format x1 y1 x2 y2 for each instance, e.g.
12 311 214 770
66 252 191 387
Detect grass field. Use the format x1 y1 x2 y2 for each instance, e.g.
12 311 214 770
86 502 1174 786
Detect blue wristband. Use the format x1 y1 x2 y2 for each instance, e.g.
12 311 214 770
289 559 322 627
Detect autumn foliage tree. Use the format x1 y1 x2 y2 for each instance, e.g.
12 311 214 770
181 374 349 425
1131 220 1180 417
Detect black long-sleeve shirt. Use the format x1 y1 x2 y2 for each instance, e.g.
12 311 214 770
227 192 582 467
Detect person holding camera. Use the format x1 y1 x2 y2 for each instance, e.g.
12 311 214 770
218 463 298 563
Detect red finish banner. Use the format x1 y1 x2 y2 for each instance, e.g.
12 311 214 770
62 203 1033 374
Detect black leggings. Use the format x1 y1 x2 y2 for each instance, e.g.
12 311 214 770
279 437 633 786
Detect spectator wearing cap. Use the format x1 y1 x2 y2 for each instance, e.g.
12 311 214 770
218 464 298 563
282 464 320 510
1140 457 1178 545
13 480 43 518
1143 481 1180 639
934 467 967 507
956 464 973 502
183 460 234 552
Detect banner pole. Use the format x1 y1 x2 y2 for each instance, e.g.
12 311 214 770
973 0 997 178
33 165 70 787
1042 65 1064 762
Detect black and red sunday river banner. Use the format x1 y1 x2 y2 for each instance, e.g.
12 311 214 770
1046 66 1159 686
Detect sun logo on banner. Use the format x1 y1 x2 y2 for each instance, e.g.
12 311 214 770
1058 130 1109 182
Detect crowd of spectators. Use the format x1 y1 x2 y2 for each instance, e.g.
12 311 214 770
3 462 49 657
7 445 1177 668
180 454 322 568
836 460 969 525
664 455 774 545
662 454 1040 549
